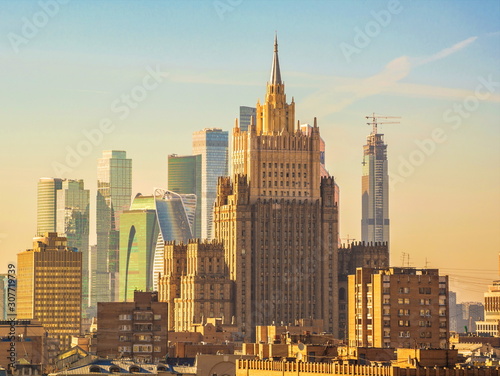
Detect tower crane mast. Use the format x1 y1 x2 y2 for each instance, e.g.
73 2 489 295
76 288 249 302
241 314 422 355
366 113 401 134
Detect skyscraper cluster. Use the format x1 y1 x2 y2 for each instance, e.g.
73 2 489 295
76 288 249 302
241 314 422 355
18 36 447 361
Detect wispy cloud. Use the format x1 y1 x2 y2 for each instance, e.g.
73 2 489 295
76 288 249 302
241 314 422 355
300 36 487 116
414 36 477 66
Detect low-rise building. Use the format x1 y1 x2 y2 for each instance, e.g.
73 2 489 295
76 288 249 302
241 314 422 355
348 267 449 349
95 291 167 363
0 320 47 371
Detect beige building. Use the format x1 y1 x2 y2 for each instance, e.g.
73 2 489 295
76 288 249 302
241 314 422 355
158 239 233 332
476 280 500 336
213 36 339 340
337 242 389 339
17 232 82 353
348 267 449 349
95 291 168 363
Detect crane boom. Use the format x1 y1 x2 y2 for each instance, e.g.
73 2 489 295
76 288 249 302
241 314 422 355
366 113 401 133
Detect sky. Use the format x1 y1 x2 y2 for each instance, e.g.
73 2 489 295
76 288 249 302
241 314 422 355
0 0 499 302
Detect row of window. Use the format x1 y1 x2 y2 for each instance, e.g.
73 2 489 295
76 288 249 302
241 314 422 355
262 180 308 187
118 314 161 320
263 162 308 169
262 190 309 197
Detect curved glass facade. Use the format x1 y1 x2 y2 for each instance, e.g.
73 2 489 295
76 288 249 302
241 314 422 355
120 189 195 300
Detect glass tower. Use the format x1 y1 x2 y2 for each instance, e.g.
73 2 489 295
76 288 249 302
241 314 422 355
95 150 132 306
239 106 256 132
361 128 389 244
37 177 63 235
167 154 202 238
192 128 228 239
119 189 194 301
56 179 90 311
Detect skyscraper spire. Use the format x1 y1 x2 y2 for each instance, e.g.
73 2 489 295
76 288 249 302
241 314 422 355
270 33 282 84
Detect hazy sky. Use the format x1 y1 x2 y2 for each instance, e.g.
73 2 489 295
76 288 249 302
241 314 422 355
1 0 499 302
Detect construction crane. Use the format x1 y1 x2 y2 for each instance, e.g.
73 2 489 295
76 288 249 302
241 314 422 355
340 234 357 246
365 113 401 134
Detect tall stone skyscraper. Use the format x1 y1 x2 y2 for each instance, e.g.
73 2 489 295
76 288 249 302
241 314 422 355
192 128 228 239
95 150 132 306
361 120 389 244
214 36 339 339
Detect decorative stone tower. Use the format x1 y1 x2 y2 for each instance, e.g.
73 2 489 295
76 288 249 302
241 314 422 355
214 36 339 340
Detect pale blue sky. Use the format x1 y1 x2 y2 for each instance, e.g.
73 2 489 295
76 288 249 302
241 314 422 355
0 0 499 301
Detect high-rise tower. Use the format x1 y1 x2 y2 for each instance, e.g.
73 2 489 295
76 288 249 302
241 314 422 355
95 150 132 306
37 178 89 311
239 106 256 132
214 36 339 339
17 232 82 353
361 118 390 244
192 128 228 239
167 154 202 238
119 189 195 301
37 177 63 235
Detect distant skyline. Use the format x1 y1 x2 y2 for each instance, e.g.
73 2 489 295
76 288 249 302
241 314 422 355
0 0 499 302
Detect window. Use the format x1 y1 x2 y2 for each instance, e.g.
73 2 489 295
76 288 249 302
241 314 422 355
133 344 152 353
420 309 431 317
419 287 431 294
119 314 132 320
399 287 410 294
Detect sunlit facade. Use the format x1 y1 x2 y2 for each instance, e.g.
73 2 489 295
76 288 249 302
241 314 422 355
17 232 82 353
361 130 389 244
95 150 132 306
213 37 339 339
192 128 228 239
37 178 89 312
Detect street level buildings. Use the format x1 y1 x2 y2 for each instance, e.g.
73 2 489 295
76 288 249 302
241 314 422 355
95 291 168 363
348 267 449 349
17 232 82 353
192 128 228 240
361 121 389 244
95 150 132 306
213 36 339 340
